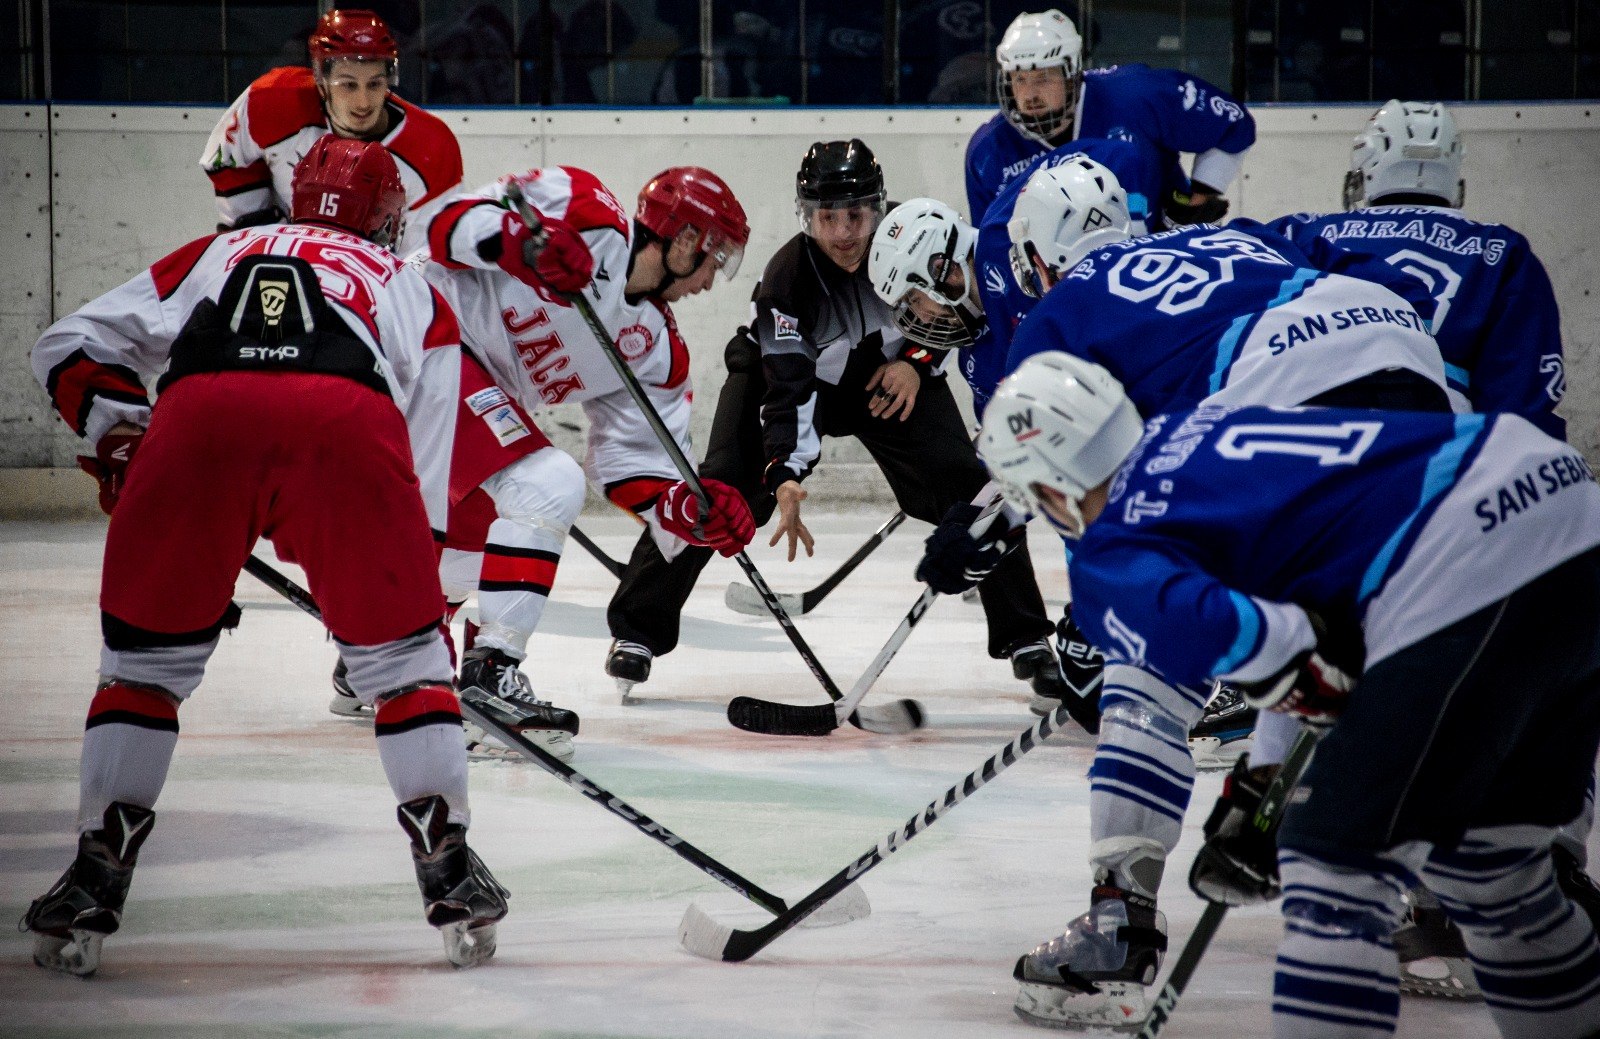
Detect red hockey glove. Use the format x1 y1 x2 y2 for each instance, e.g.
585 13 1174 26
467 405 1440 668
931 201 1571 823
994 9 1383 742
656 478 755 557
1240 648 1355 727
76 429 143 515
495 211 593 296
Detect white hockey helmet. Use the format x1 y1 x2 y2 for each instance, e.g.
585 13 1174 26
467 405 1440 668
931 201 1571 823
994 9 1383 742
997 10 1084 144
869 198 984 350
978 351 1144 537
1007 156 1133 298
1343 99 1464 210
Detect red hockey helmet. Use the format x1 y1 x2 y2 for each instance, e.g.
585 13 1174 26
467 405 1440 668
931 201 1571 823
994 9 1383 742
291 135 407 248
635 167 750 279
309 9 399 79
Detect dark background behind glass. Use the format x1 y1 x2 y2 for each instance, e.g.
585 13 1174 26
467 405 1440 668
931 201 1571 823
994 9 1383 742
4 0 1595 104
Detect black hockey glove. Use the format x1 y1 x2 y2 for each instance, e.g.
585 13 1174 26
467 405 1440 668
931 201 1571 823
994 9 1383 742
1056 606 1106 702
1240 647 1355 728
1189 757 1283 906
1164 188 1229 226
916 502 1022 595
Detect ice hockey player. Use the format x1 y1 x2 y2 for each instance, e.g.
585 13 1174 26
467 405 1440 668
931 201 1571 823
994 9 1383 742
201 8 462 255
965 9 1255 230
420 165 756 696
1262 96 1589 1000
1267 100 1565 438
982 351 1600 1037
25 136 507 974
602 140 1088 724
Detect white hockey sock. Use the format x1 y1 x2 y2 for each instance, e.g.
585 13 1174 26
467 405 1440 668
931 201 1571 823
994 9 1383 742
475 517 562 658
373 685 471 826
1424 827 1600 1039
78 682 181 831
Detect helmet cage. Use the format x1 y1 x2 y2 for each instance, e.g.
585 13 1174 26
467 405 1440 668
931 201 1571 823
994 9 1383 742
997 66 1079 144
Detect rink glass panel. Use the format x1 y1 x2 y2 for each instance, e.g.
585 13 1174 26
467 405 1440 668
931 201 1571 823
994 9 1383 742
1 1 1597 104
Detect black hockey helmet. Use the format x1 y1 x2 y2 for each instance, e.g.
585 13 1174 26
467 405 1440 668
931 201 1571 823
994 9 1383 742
796 139 885 206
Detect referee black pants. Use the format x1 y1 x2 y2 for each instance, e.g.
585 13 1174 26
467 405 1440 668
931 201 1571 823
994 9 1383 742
606 332 1053 659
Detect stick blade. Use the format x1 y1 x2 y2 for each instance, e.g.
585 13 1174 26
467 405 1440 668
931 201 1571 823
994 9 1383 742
798 881 872 929
724 582 804 617
678 902 738 961
850 699 926 735
727 696 838 736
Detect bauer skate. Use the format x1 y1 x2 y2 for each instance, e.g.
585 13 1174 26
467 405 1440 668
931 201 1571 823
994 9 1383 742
459 647 579 763
1394 887 1481 1001
1187 682 1256 771
397 795 509 968
1013 885 1168 1031
21 802 155 977
605 639 653 700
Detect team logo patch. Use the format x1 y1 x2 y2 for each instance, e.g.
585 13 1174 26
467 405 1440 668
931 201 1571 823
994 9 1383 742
616 323 652 361
771 309 801 342
983 263 1007 296
465 386 512 416
483 404 531 446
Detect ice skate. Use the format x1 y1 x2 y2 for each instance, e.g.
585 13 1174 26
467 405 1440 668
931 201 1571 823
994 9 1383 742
397 795 509 968
605 639 653 700
1553 844 1600 935
327 658 371 717
1394 888 1481 1001
1187 682 1256 771
21 802 155 977
1013 886 1167 1031
459 647 579 763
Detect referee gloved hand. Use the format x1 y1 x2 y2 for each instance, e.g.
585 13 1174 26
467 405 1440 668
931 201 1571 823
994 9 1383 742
76 425 144 516
916 502 1021 594
495 211 593 297
657 478 755 557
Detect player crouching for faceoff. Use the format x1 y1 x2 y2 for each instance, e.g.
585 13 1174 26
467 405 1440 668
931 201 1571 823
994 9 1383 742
982 353 1600 1035
419 165 756 695
24 137 508 975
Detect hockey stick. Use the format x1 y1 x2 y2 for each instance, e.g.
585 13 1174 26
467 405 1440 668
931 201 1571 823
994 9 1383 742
727 584 936 736
1134 725 1321 1039
247 551 871 927
723 510 907 617
568 523 626 578
243 555 322 621
679 702 1072 961
459 692 870 926
503 183 922 737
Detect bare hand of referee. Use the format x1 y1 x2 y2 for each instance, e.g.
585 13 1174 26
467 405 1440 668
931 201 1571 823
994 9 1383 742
866 360 919 421
769 480 815 561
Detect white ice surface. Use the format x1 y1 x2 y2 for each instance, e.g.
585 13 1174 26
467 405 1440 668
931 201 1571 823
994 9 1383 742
1 513 1582 1039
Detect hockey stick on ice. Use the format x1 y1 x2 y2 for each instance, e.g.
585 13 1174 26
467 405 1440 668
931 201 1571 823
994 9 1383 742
459 692 870 926
727 584 936 736
1134 725 1321 1039
243 555 322 621
679 703 1072 961
723 510 906 617
247 552 871 928
569 523 626 578
503 183 922 737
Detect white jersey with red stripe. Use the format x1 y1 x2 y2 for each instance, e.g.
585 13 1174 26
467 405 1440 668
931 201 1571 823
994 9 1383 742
200 67 463 256
419 167 696 543
33 223 458 446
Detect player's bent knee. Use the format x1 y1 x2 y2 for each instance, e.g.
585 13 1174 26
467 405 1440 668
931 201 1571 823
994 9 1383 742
488 448 585 530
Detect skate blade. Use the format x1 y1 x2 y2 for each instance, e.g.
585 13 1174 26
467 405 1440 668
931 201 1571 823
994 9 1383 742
327 692 371 718
1188 735 1252 772
32 930 104 977
615 678 639 704
1399 956 1482 1001
441 920 497 968
468 729 575 764
1014 980 1149 1032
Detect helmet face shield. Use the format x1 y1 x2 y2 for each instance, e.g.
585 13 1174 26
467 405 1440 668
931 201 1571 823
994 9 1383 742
703 230 744 281
797 195 887 240
1009 238 1047 299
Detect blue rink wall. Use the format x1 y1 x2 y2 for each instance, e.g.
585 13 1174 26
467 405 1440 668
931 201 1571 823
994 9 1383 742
1 102 1596 508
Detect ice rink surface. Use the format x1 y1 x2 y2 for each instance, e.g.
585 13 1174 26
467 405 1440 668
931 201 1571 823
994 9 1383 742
2 511 1581 1039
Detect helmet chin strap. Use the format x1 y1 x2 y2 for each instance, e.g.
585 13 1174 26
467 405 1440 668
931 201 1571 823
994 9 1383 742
317 84 387 142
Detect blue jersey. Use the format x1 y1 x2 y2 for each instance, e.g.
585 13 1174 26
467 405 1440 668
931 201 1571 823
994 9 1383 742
964 64 1256 228
962 136 1164 417
1006 222 1448 417
1265 206 1566 440
1070 405 1600 690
